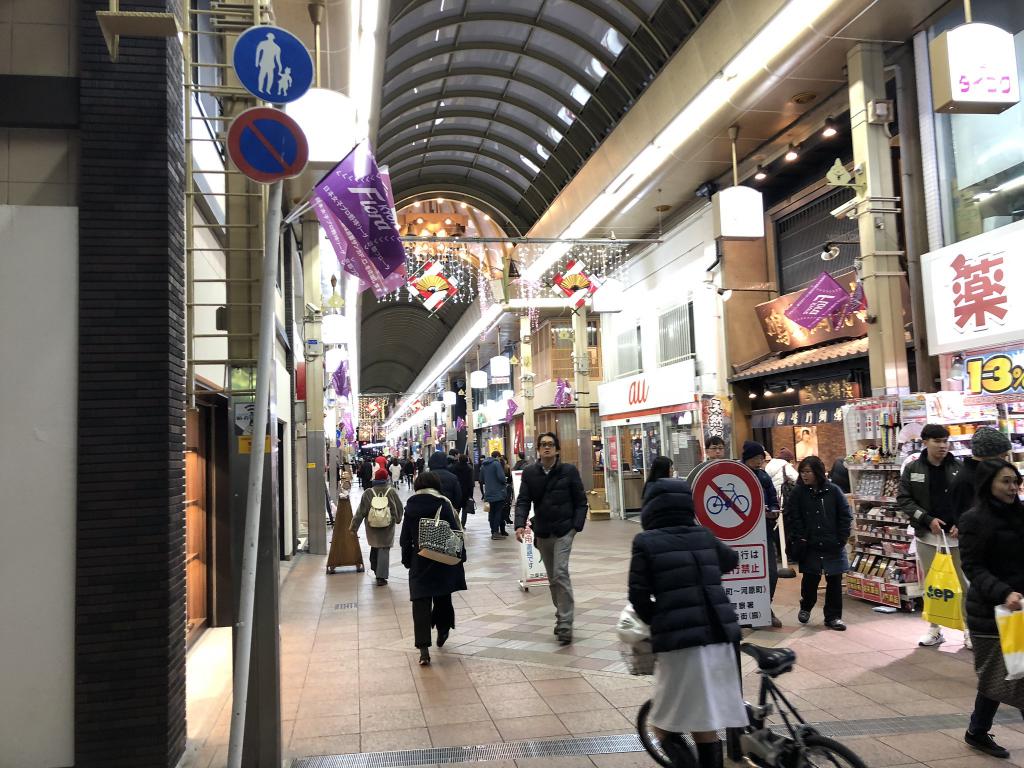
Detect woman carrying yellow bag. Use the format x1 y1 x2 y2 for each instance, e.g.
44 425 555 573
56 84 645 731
959 459 1024 760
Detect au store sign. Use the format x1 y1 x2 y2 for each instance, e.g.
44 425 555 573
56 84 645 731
922 218 1024 354
597 359 696 416
930 23 1020 114
964 349 1024 395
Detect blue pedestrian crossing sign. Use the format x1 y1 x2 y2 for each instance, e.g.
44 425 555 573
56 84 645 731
233 25 313 104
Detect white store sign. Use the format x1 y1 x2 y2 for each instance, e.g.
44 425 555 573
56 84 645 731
930 23 1020 114
922 218 1024 355
597 359 696 416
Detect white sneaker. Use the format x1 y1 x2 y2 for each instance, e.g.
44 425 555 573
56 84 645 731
964 630 973 651
918 626 945 647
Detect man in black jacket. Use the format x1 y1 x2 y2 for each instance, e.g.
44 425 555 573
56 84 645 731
897 423 963 648
427 451 463 510
949 427 1012 516
514 432 588 644
742 441 782 628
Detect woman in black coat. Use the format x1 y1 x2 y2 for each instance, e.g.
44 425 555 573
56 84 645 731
629 464 746 768
784 456 852 631
958 459 1024 759
451 453 475 526
400 471 468 666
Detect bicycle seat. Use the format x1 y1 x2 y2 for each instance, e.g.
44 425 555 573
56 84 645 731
741 643 796 677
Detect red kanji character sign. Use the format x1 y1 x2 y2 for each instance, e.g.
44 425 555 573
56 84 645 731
951 252 1008 330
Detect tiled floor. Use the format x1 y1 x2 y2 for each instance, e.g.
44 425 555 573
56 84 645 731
181 484 1024 768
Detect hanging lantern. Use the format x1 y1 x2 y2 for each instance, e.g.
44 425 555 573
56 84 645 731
489 355 511 378
470 370 488 389
443 390 457 405
321 314 346 344
501 389 515 401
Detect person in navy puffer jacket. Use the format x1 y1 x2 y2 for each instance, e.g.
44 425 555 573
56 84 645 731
629 463 747 768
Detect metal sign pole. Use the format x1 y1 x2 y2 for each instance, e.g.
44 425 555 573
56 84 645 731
227 178 283 768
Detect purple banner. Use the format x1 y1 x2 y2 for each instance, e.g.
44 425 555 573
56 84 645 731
784 272 849 329
554 378 572 408
829 280 866 330
341 411 354 442
312 142 407 299
506 399 519 422
454 416 466 433
331 359 351 399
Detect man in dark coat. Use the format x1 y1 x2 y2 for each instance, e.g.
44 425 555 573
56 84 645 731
897 423 964 648
514 432 588 644
481 451 510 539
742 441 782 627
427 451 463 510
949 427 1012 515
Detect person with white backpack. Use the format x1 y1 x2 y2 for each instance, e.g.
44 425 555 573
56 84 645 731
351 468 404 585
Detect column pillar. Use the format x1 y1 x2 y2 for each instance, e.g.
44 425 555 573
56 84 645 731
519 316 536 458
464 362 475 462
848 42 910 395
302 218 327 555
572 309 594 490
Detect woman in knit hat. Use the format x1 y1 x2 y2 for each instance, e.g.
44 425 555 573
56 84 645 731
351 467 403 585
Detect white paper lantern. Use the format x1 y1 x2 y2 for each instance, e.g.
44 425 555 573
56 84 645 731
501 389 515 401
470 370 488 388
443 390 457 405
490 355 511 378
321 314 347 345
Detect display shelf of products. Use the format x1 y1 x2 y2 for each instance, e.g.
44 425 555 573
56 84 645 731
857 512 906 525
852 494 898 504
845 463 902 471
854 528 913 544
845 573 915 608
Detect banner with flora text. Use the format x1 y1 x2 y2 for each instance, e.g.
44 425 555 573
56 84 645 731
784 271 849 330
312 142 407 298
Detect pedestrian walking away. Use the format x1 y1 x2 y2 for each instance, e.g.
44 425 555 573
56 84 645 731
629 471 747 768
958 459 1024 760
784 456 852 631
481 450 509 539
400 472 468 667
741 441 782 627
896 423 965 648
427 450 463 510
452 453 475 528
351 468 403 585
514 432 588 644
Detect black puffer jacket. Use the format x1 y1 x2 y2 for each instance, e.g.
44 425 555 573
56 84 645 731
783 481 851 576
629 479 740 653
514 459 588 537
959 498 1024 635
427 452 463 509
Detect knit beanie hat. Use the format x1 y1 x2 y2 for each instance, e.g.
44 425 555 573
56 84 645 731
374 468 389 481
972 426 1012 458
777 447 795 461
741 440 766 463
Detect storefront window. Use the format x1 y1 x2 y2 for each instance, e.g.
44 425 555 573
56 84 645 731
662 410 702 479
934 2 1024 243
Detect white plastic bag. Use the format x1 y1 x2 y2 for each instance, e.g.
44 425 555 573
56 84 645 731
616 602 651 647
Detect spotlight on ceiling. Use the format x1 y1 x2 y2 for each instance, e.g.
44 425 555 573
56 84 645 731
822 116 838 138
820 242 841 261
948 353 966 382
748 391 758 399
754 165 767 181
785 143 800 162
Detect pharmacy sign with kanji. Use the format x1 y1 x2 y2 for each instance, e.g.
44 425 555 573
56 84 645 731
922 218 1024 354
691 460 770 628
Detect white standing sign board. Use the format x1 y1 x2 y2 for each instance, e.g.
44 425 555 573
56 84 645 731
691 461 770 628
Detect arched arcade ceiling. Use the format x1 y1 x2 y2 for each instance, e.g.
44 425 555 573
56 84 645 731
362 0 719 393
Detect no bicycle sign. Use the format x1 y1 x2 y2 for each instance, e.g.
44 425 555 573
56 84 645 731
692 460 770 627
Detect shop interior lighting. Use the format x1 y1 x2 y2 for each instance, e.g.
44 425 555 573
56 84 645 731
754 165 767 181
822 116 838 138
763 388 773 397
523 0 846 282
784 143 800 162
748 391 758 399
785 383 796 394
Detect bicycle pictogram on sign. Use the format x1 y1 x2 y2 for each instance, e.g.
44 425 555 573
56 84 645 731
691 461 764 541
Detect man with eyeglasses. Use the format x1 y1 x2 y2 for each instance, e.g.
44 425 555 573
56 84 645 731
515 432 589 644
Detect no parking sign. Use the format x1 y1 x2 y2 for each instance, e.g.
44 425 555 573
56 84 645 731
692 461 771 627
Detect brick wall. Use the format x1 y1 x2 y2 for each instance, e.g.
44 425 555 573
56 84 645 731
76 2 187 765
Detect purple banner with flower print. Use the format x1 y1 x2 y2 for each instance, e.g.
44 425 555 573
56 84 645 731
312 141 407 298
784 271 849 329
331 359 351 399
554 378 572 408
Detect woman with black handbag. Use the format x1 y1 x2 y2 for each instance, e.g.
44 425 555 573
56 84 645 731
400 471 468 666
784 456 852 631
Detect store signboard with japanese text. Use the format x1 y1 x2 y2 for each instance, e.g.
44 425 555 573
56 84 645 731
930 23 1020 114
597 359 696 416
692 461 770 628
922 218 1024 354
755 270 910 354
963 348 1024 396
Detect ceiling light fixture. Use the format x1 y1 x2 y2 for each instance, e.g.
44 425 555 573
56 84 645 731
748 391 758 399
947 353 966 382
763 388 773 397
822 116 838 138
754 165 767 181
785 143 799 162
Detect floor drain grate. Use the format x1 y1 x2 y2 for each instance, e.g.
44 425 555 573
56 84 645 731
333 602 356 610
290 711 1016 767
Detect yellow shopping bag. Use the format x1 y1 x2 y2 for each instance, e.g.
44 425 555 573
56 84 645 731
996 607 1024 680
922 533 964 631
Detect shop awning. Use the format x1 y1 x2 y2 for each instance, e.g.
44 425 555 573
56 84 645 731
731 337 870 382
752 401 848 429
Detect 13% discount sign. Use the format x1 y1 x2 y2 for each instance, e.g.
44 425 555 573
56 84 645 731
691 461 771 628
964 350 1024 395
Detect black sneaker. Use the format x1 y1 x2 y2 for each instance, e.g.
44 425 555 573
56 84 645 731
965 729 1010 759
798 610 810 624
825 618 847 631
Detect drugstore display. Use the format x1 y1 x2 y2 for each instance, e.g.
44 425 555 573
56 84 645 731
842 398 921 610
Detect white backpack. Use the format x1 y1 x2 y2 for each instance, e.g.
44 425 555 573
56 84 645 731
367 488 392 528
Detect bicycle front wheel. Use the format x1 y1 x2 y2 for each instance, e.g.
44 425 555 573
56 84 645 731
636 699 697 768
800 735 867 768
